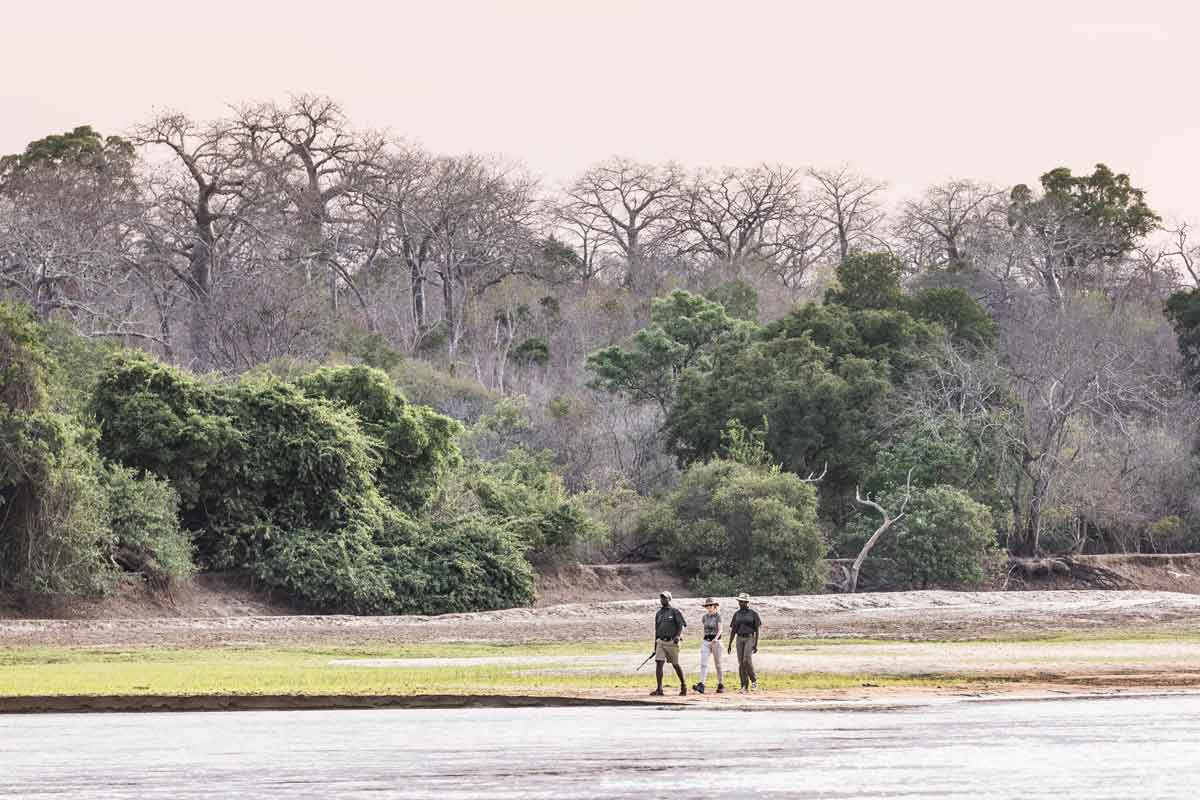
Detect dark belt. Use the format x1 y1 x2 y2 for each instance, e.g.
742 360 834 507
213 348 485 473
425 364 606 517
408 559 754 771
657 637 677 641
704 634 718 641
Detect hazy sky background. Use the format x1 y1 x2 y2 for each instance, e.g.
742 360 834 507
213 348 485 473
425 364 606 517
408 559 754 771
2 0 1196 219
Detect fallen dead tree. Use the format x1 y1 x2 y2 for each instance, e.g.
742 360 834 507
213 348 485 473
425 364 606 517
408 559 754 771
1006 557 1133 590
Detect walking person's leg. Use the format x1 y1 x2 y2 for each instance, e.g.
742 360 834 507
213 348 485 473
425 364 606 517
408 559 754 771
698 640 710 685
739 635 756 690
736 635 751 690
712 639 725 689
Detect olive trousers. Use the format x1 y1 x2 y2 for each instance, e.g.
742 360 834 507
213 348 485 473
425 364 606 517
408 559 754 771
735 634 757 687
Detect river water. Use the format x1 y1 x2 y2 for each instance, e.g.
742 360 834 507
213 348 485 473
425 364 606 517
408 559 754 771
1 694 1196 798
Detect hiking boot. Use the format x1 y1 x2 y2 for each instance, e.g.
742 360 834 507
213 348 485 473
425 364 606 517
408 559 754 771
692 682 706 694
649 688 664 696
751 680 758 692
715 684 725 694
679 685 688 696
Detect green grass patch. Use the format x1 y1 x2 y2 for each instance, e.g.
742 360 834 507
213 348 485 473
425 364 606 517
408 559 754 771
0 642 972 698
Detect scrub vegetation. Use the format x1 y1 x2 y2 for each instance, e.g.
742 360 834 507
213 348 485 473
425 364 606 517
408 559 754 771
2 109 1200 614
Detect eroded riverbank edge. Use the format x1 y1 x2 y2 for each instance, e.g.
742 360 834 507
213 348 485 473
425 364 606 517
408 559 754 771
8 681 1200 715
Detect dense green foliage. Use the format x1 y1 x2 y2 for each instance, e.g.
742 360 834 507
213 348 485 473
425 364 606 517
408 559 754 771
86 352 536 612
103 465 193 588
597 255 1001 509
842 485 998 588
639 459 826 595
0 304 188 597
470 447 601 563
293 366 463 512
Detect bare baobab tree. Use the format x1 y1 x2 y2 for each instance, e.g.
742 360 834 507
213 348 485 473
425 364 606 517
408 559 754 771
893 180 1006 273
807 165 888 261
132 112 258 368
674 164 803 272
235 94 387 313
562 157 682 291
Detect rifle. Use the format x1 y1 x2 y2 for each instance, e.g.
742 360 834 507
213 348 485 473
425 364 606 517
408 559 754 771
636 651 656 671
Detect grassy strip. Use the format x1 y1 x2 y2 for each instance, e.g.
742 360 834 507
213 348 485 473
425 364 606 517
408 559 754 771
0 642 971 697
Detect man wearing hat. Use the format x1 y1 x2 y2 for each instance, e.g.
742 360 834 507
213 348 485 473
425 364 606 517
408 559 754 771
693 597 726 694
651 591 687 696
726 592 762 693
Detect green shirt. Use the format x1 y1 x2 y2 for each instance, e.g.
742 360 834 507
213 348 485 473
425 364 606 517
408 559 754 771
655 606 686 639
730 608 761 637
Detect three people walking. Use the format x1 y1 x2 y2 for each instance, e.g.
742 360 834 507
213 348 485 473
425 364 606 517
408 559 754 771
650 591 761 697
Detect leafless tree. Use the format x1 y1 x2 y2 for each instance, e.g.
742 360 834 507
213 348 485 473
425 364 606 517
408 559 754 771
0 146 152 342
131 112 261 368
894 180 1007 273
674 164 801 270
553 202 617 284
234 94 387 313
1003 296 1177 555
807 165 888 261
562 157 682 291
848 469 913 593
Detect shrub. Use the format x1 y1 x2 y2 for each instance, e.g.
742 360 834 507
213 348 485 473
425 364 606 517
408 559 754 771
293 365 463 512
253 516 396 614
509 337 550 367
639 459 826 595
894 485 998 587
0 304 114 597
91 351 539 614
841 484 998 589
379 514 537 614
104 465 194 588
469 448 602 564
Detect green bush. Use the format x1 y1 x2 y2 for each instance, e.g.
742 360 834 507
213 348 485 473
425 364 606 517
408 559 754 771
3 419 115 597
253 516 396 614
509 337 550 366
894 485 998 587
91 351 539 614
639 459 826 595
470 448 602 564
104 465 194 588
293 365 462 512
379 514 537 614
89 351 239 514
0 304 114 597
841 484 998 589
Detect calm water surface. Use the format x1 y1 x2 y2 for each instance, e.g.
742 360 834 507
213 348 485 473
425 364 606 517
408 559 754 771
1 695 1196 798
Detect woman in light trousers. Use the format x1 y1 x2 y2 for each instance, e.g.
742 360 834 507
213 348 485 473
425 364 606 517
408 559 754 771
693 597 725 694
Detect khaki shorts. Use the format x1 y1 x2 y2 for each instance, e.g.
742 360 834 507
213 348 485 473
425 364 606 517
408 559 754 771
654 639 681 666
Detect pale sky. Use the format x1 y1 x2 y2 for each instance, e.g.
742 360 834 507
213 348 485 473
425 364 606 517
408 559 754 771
3 0 1198 220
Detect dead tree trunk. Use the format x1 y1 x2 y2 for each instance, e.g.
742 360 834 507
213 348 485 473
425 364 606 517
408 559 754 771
847 469 913 594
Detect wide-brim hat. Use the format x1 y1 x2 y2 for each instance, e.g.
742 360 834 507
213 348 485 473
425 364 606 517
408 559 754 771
660 590 673 601
736 592 751 603
700 597 719 608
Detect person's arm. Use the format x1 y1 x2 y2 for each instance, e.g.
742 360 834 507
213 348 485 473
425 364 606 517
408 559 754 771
753 611 761 653
726 611 736 654
676 608 686 640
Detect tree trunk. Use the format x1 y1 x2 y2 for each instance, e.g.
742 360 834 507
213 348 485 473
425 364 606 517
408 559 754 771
847 518 898 593
187 227 214 371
